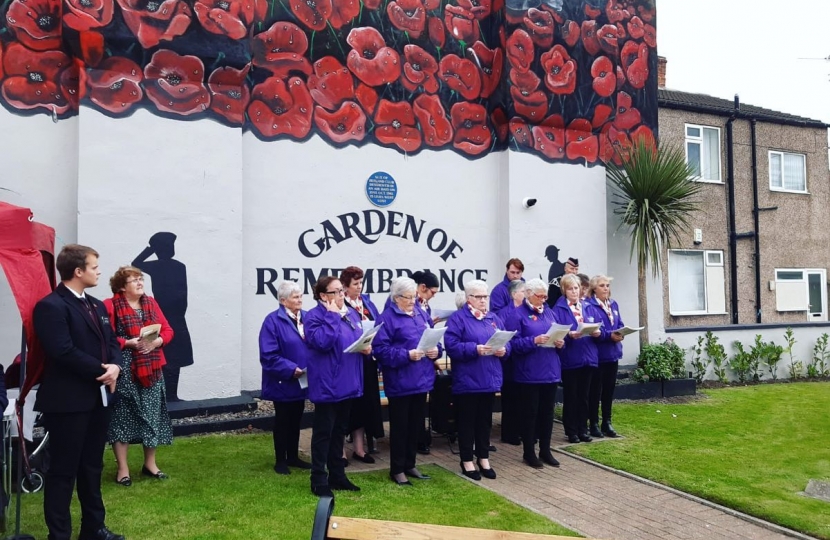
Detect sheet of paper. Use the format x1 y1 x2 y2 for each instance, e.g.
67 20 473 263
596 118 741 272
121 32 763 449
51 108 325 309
416 327 448 352
4 390 38 441
344 322 384 353
539 323 573 347
100 384 110 407
576 322 602 337
431 308 456 321
297 370 308 390
616 325 644 337
361 320 375 333
483 330 516 354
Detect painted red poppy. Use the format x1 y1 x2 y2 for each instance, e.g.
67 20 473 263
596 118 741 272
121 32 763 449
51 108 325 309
638 4 654 23
590 56 616 97
413 93 452 147
600 123 632 164
438 54 482 100
252 22 313 78
630 124 655 149
581 20 600 56
314 101 367 143
443 5 478 43
616 64 626 90
207 64 250 124
597 24 619 56
614 91 641 130
1 43 71 114
117 0 192 49
490 107 508 142
374 99 421 152
538 2 562 23
627 15 644 40
621 40 648 89
540 44 576 95
194 0 265 40
506 29 534 73
605 0 626 23
561 20 580 48
87 56 144 114
248 76 313 139
643 23 656 48
401 44 439 93
387 0 426 38
566 118 598 163
59 60 83 110
307 56 355 111
143 49 210 116
330 0 360 28
346 27 401 86
355 83 378 115
79 31 105 67
592 103 612 129
584 3 600 19
509 117 532 148
451 102 490 156
458 0 491 21
523 8 554 48
510 68 546 121
615 22 627 40
363 0 381 8
531 115 565 159
470 41 503 99
64 0 114 31
428 17 446 49
7 0 62 51
289 0 332 31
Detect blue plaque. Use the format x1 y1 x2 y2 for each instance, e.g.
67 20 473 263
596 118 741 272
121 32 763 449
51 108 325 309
365 172 398 208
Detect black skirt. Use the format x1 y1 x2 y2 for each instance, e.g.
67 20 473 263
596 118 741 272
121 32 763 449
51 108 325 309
348 356 385 439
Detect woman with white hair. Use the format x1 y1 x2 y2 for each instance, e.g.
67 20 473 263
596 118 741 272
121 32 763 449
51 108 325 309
503 278 564 468
373 277 441 485
444 280 508 481
259 281 312 475
585 275 625 438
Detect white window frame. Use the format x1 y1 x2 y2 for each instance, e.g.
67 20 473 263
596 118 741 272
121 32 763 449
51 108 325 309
768 150 807 193
684 124 722 183
668 249 726 316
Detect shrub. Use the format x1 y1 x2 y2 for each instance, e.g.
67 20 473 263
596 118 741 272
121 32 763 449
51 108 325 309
635 339 686 382
808 333 830 378
705 331 728 383
690 335 708 383
749 335 765 382
730 341 753 384
761 340 784 380
783 328 802 379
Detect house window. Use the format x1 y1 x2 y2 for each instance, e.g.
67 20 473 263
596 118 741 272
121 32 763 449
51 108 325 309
668 249 726 315
774 269 808 311
685 124 721 182
769 151 806 192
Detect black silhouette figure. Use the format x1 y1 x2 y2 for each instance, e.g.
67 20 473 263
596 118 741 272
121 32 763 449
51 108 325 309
133 232 193 401
545 245 566 308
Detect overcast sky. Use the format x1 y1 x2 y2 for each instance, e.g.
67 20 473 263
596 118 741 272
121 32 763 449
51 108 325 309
658 1 830 125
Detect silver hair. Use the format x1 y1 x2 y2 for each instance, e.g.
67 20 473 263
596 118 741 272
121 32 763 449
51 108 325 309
524 278 547 293
508 279 526 295
588 274 614 296
277 280 302 302
464 279 488 296
390 276 417 299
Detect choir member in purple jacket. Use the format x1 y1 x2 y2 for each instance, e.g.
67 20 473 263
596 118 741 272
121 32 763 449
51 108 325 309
305 276 368 497
445 280 508 481
341 266 384 463
503 278 564 468
553 274 601 444
496 279 526 446
412 270 440 455
374 277 441 486
489 258 525 314
259 281 313 475
586 275 624 438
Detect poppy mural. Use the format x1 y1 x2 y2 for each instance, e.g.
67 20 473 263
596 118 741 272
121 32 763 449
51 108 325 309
0 0 656 164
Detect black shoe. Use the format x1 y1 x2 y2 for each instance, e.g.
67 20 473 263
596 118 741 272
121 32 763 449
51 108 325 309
352 451 376 464
389 472 413 486
567 434 580 444
141 465 169 479
540 454 560 467
404 468 431 480
578 433 593 443
341 457 350 468
417 444 431 455
311 484 334 498
476 459 497 479
488 444 497 452
286 457 312 469
589 423 604 438
273 463 291 475
523 455 544 469
78 526 125 540
460 463 481 481
601 421 619 438
330 478 361 491
367 440 379 454
115 475 132 487
501 436 521 446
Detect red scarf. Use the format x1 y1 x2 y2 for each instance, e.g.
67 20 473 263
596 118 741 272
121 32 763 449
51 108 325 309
598 298 614 325
569 301 583 324
467 303 486 320
346 296 371 321
111 293 164 388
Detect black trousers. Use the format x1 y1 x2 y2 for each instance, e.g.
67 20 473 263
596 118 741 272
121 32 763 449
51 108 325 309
454 392 494 462
347 357 385 439
273 400 305 464
310 400 351 488
517 382 558 459
499 379 521 442
561 367 593 438
163 365 180 401
387 393 426 474
589 362 619 424
43 407 110 540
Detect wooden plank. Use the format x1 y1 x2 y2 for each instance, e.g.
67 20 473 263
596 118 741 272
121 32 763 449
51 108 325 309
326 516 594 540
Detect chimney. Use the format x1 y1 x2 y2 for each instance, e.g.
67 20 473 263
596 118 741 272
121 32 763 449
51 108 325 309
657 56 667 88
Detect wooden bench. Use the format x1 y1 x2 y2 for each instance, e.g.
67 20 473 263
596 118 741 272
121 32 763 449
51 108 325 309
310 496 589 540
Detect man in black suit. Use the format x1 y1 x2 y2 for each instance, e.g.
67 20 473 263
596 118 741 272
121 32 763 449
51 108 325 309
33 244 125 540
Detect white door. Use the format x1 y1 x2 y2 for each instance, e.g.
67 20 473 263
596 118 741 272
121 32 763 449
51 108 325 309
806 270 827 321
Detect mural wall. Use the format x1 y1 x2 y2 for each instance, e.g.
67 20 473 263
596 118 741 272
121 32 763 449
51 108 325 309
0 0 656 163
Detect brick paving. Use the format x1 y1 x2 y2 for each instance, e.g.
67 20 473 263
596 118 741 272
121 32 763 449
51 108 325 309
298 417 808 540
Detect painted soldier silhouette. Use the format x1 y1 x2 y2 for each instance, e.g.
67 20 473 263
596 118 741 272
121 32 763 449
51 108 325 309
545 245 565 308
133 232 193 401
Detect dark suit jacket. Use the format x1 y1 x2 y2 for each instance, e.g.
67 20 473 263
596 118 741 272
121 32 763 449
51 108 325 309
33 283 123 413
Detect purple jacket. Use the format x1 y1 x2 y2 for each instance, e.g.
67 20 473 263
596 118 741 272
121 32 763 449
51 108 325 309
259 307 310 402
552 296 599 370
304 303 365 404
444 307 507 394
586 296 625 363
490 274 523 314
373 303 441 397
503 302 562 384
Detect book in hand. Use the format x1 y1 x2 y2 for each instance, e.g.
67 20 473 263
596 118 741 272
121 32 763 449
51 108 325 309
615 325 644 337
139 323 162 343
576 322 602 337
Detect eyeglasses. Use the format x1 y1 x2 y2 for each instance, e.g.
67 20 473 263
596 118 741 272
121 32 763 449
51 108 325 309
324 289 345 295
533 292 548 300
398 295 415 301
126 277 144 284
469 294 489 300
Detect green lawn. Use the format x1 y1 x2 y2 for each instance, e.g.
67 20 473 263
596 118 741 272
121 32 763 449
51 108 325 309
14 432 577 539
567 382 830 540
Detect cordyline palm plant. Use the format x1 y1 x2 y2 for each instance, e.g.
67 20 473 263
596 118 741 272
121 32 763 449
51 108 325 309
606 138 702 349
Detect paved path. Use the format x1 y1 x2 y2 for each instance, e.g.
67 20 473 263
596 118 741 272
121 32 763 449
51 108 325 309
298 417 807 540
